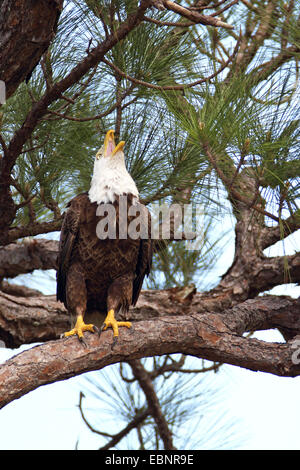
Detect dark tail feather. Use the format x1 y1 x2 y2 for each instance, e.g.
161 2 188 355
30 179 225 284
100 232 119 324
56 265 67 305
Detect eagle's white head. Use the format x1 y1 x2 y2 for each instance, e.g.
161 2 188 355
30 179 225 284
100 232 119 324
88 129 139 204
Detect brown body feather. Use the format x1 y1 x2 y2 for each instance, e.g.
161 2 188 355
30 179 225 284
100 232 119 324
57 192 152 323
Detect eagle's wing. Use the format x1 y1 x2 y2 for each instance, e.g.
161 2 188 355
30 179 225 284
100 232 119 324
56 197 81 305
132 204 152 306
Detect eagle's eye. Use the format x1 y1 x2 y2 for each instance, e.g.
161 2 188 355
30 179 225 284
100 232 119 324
96 148 104 160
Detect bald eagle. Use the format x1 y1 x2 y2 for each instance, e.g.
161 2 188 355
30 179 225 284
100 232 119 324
57 130 152 346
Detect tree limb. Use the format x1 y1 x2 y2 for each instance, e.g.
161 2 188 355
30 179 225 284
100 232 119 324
0 238 58 279
161 0 234 29
0 0 63 99
0 294 299 410
249 252 300 296
259 211 300 250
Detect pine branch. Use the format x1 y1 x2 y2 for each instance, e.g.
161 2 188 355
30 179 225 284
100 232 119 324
226 0 278 80
161 0 234 29
44 85 137 122
0 238 58 279
98 408 150 450
6 218 62 244
102 37 240 91
78 391 150 449
247 45 300 87
143 15 196 27
127 359 176 450
249 252 300 296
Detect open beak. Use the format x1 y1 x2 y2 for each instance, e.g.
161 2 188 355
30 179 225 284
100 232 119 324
103 129 116 157
101 129 125 158
112 140 125 156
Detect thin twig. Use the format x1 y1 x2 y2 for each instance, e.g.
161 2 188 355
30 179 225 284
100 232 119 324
78 392 113 438
20 133 51 154
239 0 259 13
45 95 138 122
188 0 231 10
15 193 36 209
211 0 239 17
78 391 150 450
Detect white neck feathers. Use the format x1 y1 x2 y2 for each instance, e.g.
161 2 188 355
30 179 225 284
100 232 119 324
88 152 139 204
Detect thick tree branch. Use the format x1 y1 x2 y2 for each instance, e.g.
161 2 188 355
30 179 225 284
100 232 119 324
0 239 58 279
1 225 197 279
0 230 299 347
0 295 300 410
249 252 300 296
203 143 279 222
0 290 68 348
0 0 63 99
7 219 62 244
259 212 300 250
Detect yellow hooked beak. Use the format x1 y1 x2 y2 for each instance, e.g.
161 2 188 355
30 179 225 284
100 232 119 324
113 140 125 155
95 130 125 159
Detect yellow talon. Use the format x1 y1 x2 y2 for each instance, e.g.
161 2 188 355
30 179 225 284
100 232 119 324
102 309 132 337
64 314 95 340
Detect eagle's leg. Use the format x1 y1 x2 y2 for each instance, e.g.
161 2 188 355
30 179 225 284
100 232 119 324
102 278 133 346
62 263 97 344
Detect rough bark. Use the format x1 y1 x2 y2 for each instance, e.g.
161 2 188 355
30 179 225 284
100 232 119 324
0 294 300 410
0 289 67 347
0 0 63 100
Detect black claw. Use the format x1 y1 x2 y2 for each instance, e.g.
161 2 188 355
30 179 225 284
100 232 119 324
93 325 100 335
79 336 88 348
